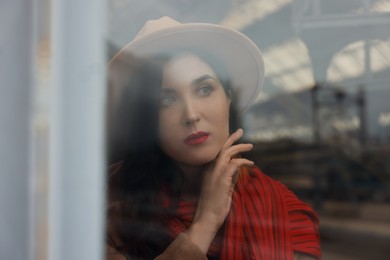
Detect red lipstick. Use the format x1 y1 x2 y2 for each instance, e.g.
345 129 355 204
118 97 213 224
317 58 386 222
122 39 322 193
184 131 209 145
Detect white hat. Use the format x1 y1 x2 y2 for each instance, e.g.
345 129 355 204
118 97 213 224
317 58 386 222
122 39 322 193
109 16 265 112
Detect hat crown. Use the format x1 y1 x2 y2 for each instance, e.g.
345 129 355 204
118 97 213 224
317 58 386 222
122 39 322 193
134 16 181 41
110 16 265 112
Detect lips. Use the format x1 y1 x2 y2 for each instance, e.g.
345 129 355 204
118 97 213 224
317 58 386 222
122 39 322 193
184 131 209 145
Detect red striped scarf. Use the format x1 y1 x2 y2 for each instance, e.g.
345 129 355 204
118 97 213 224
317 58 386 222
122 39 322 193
163 166 321 259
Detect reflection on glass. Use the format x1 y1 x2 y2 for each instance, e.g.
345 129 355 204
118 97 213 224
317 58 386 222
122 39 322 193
106 1 390 259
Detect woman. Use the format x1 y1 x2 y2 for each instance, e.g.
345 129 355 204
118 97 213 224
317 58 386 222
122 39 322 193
106 17 321 260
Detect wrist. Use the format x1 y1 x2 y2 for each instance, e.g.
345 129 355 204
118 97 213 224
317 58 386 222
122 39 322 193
186 219 219 254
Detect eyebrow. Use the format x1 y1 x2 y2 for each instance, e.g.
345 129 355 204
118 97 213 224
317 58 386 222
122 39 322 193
191 74 216 85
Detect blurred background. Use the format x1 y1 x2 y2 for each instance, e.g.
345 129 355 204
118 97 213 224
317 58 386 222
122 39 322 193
1 0 389 259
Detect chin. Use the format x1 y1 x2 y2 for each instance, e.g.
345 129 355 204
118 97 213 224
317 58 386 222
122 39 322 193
182 150 219 166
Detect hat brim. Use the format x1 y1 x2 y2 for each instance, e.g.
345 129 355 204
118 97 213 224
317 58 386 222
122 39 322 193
110 23 265 112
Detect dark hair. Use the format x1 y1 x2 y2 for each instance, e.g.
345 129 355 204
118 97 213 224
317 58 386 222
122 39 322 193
106 50 241 259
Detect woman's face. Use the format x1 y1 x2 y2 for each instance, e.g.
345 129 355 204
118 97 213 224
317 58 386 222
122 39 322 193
158 54 230 167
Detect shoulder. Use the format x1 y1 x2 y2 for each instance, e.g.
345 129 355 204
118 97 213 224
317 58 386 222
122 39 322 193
241 166 322 259
234 165 294 218
244 166 319 218
238 165 289 196
238 165 320 233
244 165 284 186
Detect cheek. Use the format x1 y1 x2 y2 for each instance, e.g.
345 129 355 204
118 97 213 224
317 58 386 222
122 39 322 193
214 98 231 130
218 109 230 140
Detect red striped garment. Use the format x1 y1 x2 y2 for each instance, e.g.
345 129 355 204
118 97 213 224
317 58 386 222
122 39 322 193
163 166 321 259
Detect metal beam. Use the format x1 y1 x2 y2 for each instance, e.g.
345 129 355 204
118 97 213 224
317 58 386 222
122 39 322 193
0 1 34 260
49 1 106 259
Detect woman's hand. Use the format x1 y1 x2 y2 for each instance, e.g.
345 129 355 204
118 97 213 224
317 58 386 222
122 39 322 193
186 128 254 253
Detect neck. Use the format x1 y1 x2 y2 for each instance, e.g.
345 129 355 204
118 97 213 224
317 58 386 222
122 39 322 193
176 163 205 201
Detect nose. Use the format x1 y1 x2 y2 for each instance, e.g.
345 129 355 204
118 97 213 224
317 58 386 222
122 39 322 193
182 99 200 126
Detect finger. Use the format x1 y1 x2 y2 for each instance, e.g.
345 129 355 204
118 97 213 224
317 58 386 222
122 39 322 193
230 158 254 168
225 159 254 188
221 128 243 150
221 143 253 158
214 143 253 171
223 158 254 178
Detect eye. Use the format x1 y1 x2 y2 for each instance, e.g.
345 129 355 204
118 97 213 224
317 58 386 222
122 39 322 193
160 96 176 106
198 85 213 96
